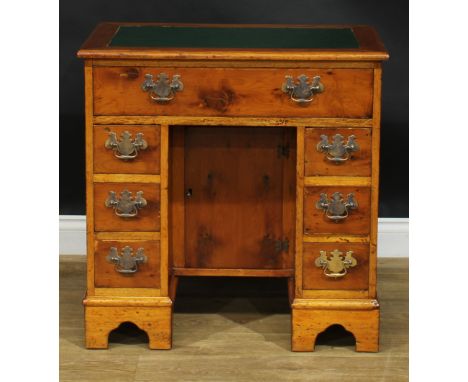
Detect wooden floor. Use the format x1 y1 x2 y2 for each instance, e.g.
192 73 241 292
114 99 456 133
60 256 408 381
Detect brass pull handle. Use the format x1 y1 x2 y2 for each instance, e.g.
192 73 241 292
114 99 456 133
317 134 359 163
106 246 147 274
105 190 147 218
315 249 357 278
105 131 148 160
316 192 358 221
141 73 184 103
281 74 324 104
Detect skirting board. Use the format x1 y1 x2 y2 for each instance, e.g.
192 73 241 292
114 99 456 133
59 215 409 257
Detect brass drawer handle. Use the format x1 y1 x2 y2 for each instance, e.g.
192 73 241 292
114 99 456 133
105 131 148 160
316 192 358 221
141 73 183 102
106 246 147 274
105 190 147 218
281 74 324 104
317 134 359 163
315 249 357 278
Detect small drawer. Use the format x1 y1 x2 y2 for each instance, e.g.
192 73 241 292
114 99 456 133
303 242 369 290
93 66 373 118
94 239 160 288
94 182 160 232
94 125 160 174
305 128 371 176
304 186 370 235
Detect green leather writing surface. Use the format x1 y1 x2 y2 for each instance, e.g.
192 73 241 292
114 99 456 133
110 26 359 49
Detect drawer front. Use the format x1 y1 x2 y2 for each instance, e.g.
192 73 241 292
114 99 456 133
304 186 370 235
93 67 373 118
94 239 161 288
305 128 371 176
303 242 369 290
94 183 160 232
94 125 160 174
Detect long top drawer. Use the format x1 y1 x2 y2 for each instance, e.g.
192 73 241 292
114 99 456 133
93 67 374 118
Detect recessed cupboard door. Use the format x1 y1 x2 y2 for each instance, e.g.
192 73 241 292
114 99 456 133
183 126 295 269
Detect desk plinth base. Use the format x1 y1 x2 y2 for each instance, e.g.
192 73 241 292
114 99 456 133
291 298 380 352
83 296 172 349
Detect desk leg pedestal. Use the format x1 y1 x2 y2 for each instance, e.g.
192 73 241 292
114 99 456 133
291 299 380 352
83 296 173 349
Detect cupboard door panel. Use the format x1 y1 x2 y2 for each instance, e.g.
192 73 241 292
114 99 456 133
184 126 289 269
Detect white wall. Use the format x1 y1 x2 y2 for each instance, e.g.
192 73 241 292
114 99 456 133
59 216 409 257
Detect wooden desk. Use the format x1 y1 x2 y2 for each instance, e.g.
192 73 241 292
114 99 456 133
77 23 388 352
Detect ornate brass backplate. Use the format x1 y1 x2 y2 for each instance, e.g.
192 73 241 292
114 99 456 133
141 73 184 102
315 249 357 278
316 134 359 163
105 131 148 160
105 190 147 218
106 246 147 274
316 192 358 221
281 74 324 103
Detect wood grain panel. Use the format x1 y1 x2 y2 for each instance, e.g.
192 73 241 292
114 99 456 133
303 235 369 243
305 128 371 176
84 304 171 349
302 242 369 290
94 288 161 297
281 128 296 269
295 126 305 298
184 126 288 269
93 174 160 183
292 306 379 352
95 232 160 240
94 240 161 288
159 124 170 296
304 186 371 235
94 182 160 232
172 268 293 277
84 296 172 307
169 127 186 268
94 125 160 174
92 59 377 68
94 115 373 128
84 60 95 295
301 289 369 299
93 67 373 118
304 176 371 187
369 66 382 298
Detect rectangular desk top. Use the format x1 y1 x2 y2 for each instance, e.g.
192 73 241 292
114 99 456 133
77 23 388 61
109 26 359 49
